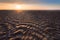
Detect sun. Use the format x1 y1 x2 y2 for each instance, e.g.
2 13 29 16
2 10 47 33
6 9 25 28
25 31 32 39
15 5 22 10
14 4 23 13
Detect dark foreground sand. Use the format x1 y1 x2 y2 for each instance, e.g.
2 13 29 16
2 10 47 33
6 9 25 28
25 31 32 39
0 10 60 40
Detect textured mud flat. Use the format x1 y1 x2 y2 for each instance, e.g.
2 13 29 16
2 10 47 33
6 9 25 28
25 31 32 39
0 10 60 40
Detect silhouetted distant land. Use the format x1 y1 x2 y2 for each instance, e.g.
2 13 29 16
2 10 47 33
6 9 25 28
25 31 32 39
0 10 60 40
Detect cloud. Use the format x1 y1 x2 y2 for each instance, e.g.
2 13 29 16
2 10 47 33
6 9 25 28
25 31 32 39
0 0 37 2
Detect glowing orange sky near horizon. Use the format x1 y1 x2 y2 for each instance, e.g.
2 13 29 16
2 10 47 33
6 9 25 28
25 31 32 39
0 3 60 10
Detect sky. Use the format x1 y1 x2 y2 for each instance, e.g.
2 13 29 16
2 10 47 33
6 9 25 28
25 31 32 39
0 0 60 10
0 0 60 4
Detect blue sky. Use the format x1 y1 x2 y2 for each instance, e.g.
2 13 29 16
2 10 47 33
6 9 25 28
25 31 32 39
41 0 60 4
0 0 60 5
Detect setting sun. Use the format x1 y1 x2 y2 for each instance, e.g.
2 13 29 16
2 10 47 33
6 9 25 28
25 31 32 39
15 5 22 10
